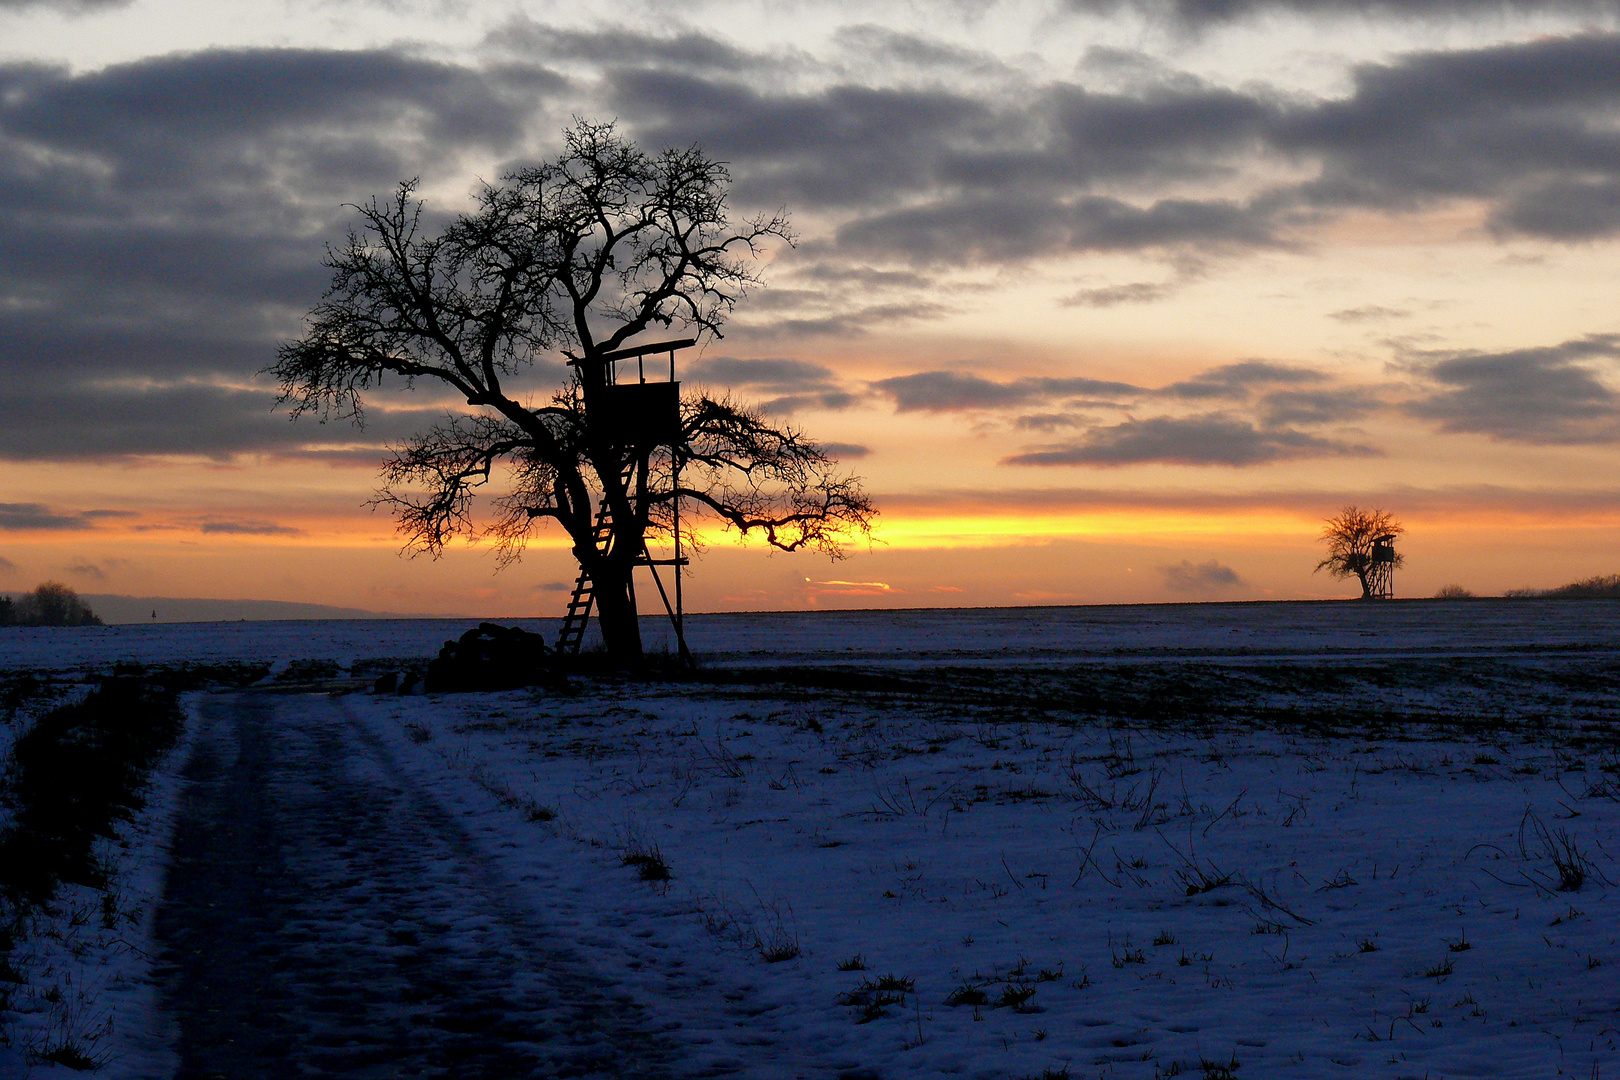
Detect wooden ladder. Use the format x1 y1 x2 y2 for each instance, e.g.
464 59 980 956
556 461 636 655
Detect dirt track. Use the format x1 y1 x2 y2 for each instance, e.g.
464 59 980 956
151 692 691 1079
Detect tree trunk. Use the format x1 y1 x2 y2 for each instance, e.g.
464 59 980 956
592 560 644 665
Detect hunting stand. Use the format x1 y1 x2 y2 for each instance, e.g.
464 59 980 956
555 338 694 666
1367 532 1398 600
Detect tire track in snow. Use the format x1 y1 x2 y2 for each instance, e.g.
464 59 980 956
152 692 711 1079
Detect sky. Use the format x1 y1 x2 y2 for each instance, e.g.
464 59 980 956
2 0 1619 617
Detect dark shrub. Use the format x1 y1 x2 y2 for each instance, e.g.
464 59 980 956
0 679 181 904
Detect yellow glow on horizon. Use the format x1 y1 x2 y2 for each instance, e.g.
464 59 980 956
24 496 1620 557
860 508 1318 549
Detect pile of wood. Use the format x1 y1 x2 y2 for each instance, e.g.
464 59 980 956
423 623 557 693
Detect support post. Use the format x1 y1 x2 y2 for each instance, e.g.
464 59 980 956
673 448 687 663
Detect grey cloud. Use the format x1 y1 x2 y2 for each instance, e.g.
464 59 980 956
0 230 328 380
785 263 934 291
0 381 450 461
1494 179 1620 238
766 301 953 338
66 562 107 581
2 50 538 200
1043 83 1275 182
874 371 1035 412
264 447 395 468
198 519 304 536
756 392 861 413
1260 386 1384 426
821 442 872 459
1063 0 1620 26
874 370 1143 412
0 47 554 294
1036 376 1147 398
590 26 1620 264
0 0 129 8
1161 558 1246 593
875 364 1346 413
832 25 1009 74
1005 413 1378 466
10 24 1620 472
1063 281 1175 307
617 58 1272 210
0 555 18 577
597 27 1620 264
1159 360 1325 400
929 83 1276 194
1405 336 1620 443
748 261 950 334
0 47 565 461
1330 305 1410 323
840 193 1277 265
1016 413 1091 430
686 356 839 389
684 356 855 412
1274 34 1620 238
617 69 995 209
0 503 96 530
491 21 770 74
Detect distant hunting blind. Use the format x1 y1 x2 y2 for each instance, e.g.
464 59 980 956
1368 532 1398 599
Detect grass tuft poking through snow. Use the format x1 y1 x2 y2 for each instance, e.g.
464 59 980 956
621 844 673 882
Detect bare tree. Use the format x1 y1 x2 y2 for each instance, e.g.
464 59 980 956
1315 506 1404 599
272 121 874 662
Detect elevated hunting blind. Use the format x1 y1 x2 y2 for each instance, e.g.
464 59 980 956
556 338 694 664
1368 532 1398 600
598 338 687 448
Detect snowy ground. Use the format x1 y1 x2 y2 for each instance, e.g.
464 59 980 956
2 600 1618 1079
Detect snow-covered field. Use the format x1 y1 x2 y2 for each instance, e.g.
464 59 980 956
2 600 1618 1078
3 598 1619 673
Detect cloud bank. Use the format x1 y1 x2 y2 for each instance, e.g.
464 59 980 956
3 13 1620 469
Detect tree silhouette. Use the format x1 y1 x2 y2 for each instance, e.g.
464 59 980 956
1315 506 1403 599
272 121 874 662
11 582 101 626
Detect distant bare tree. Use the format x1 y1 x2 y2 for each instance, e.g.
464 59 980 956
1541 573 1620 599
1315 506 1404 599
272 120 874 663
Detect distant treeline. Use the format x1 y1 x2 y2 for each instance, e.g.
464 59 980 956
1506 574 1620 599
0 583 102 627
